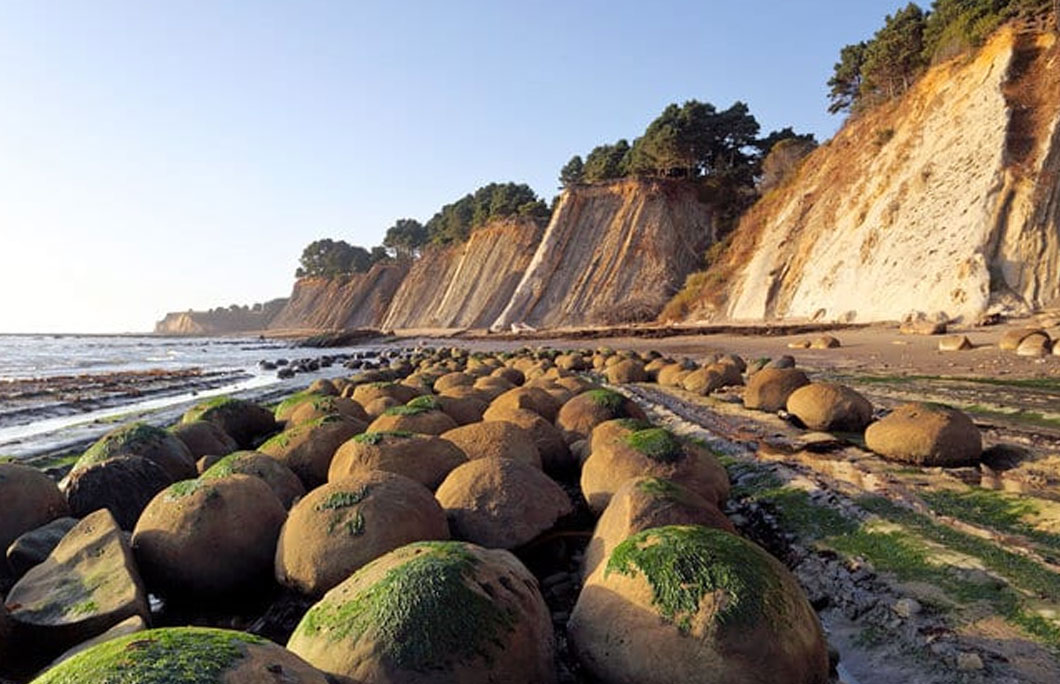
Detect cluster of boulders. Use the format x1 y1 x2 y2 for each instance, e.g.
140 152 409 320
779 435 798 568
634 347 984 467
1 344 838 683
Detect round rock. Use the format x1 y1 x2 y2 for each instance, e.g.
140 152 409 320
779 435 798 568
786 382 873 432
181 397 277 450
436 458 572 549
74 422 195 482
62 455 174 530
441 421 542 468
287 541 555 684
743 368 810 412
865 402 982 466
330 431 467 491
201 450 305 509
0 463 70 563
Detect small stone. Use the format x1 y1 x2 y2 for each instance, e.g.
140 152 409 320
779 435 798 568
956 652 984 671
893 597 922 618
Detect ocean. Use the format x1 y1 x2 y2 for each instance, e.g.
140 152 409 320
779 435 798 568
0 334 373 461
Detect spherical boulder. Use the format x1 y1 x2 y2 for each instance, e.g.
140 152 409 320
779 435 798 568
786 383 873 432
865 402 982 466
289 395 370 425
1016 332 1052 357
32 627 330 684
362 396 402 418
471 375 515 401
201 450 305 509
62 455 173 530
433 372 475 393
287 541 555 683
569 526 829 684
587 418 654 454
656 362 694 387
581 427 729 513
809 335 841 349
352 382 420 408
435 458 572 549
743 368 811 412
74 422 195 482
367 397 459 436
681 367 724 395
431 393 487 425
181 397 277 449
275 471 448 596
938 335 973 352
170 420 239 461
491 366 525 385
307 378 339 396
556 389 648 443
274 391 316 423
481 406 572 473
330 431 467 491
490 386 563 422
132 475 286 598
0 463 70 562
259 414 367 488
582 477 734 580
441 421 542 468
999 327 1045 351
604 359 648 384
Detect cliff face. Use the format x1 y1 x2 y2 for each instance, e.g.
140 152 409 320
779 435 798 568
669 27 1060 324
381 218 544 330
267 263 410 331
155 299 287 335
492 178 714 330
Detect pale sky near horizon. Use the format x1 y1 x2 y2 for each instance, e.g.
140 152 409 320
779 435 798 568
0 0 904 334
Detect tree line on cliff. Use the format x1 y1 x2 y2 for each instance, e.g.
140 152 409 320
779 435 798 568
828 0 1055 115
295 98 815 279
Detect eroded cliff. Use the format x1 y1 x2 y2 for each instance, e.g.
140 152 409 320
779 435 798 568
667 27 1060 324
381 218 544 330
492 178 714 330
267 263 410 331
155 299 287 335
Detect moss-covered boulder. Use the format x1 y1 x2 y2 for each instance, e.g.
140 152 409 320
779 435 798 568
6 518 78 579
131 475 285 599
367 398 459 436
490 387 563 423
181 397 277 449
743 368 811 412
6 510 148 665
74 422 195 482
276 472 448 597
569 526 829 684
289 395 370 426
287 541 555 683
481 406 573 474
62 455 174 530
259 414 366 488
170 421 239 461
786 382 873 432
329 432 466 491
865 402 982 466
274 390 315 423
555 389 648 444
581 428 729 514
440 421 542 468
587 418 654 454
31 627 330 683
435 458 572 549
0 463 70 569
201 451 305 509
582 477 734 580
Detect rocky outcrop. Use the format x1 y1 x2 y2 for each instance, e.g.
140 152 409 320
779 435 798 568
668 27 1060 324
267 263 410 331
381 218 545 330
493 179 714 329
154 299 286 335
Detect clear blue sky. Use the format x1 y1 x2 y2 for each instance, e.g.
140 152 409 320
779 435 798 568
0 0 903 333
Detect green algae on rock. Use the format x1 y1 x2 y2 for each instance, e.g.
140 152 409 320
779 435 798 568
77 422 195 482
288 541 556 683
31 626 329 684
624 428 684 464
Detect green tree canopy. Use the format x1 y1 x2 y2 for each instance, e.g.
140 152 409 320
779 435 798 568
383 218 428 258
559 155 585 187
425 182 550 244
828 42 868 114
583 140 631 182
295 239 373 278
861 3 928 101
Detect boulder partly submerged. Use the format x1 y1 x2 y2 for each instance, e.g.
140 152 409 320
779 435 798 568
287 541 555 684
31 626 330 684
569 525 829 684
